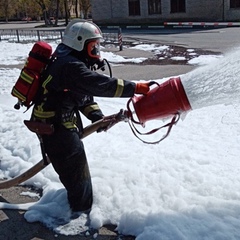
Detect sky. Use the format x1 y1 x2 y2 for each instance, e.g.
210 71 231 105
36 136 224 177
1 40 240 239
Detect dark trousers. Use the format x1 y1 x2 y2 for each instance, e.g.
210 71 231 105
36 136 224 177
42 125 93 212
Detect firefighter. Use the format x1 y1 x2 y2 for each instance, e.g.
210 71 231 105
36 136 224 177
31 19 150 213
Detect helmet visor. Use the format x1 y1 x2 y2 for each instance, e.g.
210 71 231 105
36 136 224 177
87 40 101 59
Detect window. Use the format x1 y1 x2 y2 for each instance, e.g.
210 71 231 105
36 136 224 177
129 0 140 16
148 0 161 14
171 0 185 13
230 0 240 8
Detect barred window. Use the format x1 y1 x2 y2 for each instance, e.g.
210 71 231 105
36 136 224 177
230 0 240 8
129 0 141 16
148 0 161 14
171 0 185 13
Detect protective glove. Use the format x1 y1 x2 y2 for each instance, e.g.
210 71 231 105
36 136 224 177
91 115 106 133
97 125 107 133
135 82 150 95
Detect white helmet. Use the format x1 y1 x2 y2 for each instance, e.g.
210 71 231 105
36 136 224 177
62 19 103 52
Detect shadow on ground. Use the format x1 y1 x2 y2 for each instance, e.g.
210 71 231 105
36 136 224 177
0 186 135 240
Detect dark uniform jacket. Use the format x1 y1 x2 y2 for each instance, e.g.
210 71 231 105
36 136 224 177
32 48 136 132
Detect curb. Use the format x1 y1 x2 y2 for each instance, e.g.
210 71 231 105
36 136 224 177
102 22 240 30
164 21 240 27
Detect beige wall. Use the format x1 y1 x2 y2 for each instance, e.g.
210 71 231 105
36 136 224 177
90 0 240 24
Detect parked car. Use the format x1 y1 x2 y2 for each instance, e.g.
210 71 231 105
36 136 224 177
21 17 32 21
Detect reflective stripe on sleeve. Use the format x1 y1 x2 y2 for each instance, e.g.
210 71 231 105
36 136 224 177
114 79 124 97
82 104 101 117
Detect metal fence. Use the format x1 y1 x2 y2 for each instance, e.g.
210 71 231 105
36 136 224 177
0 29 64 42
0 29 120 46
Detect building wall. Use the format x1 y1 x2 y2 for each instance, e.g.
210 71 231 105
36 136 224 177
224 1 240 21
90 0 240 24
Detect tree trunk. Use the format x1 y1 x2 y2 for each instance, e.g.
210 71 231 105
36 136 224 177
75 0 79 18
36 0 48 25
64 0 69 25
4 0 9 22
55 0 60 25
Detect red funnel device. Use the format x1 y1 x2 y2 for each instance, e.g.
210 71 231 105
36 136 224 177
130 77 192 125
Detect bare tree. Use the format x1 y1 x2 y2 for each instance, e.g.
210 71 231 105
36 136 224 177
35 0 51 25
0 0 15 22
79 0 91 19
16 0 42 21
54 0 60 25
0 0 92 25
63 0 69 25
75 0 79 18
